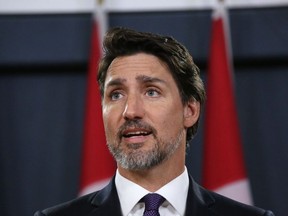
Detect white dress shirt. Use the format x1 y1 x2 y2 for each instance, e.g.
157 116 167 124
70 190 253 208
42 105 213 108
115 167 189 216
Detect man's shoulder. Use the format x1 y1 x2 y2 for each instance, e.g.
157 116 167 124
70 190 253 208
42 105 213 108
206 189 274 216
34 178 121 216
189 179 274 216
34 192 99 216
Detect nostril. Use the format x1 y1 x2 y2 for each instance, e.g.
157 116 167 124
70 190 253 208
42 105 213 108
124 116 142 121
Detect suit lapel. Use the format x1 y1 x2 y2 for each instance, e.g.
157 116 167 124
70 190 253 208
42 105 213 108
185 176 216 216
88 177 123 216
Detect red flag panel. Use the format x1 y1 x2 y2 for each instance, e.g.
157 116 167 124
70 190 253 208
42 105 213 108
79 18 116 195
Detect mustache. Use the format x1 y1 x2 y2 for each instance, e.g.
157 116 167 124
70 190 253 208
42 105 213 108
117 119 157 139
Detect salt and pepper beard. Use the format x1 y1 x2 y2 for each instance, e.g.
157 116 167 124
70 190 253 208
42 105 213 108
106 119 185 170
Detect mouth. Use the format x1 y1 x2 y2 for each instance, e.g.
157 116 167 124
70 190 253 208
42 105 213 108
122 129 152 139
118 119 156 144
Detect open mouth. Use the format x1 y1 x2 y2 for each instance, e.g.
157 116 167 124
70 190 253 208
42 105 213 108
122 129 152 138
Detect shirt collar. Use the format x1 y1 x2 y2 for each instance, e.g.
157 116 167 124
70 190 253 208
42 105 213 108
115 167 189 216
115 170 149 216
155 167 189 215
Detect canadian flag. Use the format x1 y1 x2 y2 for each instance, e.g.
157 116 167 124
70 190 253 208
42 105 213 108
79 1 116 196
202 1 253 205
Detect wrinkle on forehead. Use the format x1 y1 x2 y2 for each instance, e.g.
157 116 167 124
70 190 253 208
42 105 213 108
107 53 170 76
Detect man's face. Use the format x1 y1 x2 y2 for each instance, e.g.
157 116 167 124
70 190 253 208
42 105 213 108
102 53 198 170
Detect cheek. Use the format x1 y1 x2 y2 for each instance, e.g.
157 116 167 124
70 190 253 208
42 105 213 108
102 105 124 137
153 105 185 136
102 107 116 134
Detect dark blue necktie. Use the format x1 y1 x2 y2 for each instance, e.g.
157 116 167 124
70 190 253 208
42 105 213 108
143 193 165 216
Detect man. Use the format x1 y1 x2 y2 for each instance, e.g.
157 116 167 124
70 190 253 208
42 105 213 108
35 27 274 216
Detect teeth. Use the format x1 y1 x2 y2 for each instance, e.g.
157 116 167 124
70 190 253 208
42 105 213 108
127 131 147 135
125 131 149 137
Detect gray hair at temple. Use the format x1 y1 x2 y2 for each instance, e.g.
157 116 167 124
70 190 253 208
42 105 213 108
97 27 206 142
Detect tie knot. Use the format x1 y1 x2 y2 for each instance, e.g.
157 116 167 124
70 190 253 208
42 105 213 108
143 193 165 211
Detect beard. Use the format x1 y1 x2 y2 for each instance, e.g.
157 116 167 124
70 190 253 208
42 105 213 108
106 119 184 170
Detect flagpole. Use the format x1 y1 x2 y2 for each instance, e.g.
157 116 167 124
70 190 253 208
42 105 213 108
95 0 108 46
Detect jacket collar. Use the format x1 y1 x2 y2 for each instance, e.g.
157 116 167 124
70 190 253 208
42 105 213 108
185 175 216 216
89 176 122 216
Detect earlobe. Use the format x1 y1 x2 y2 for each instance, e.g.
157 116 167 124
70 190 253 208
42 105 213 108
184 100 200 128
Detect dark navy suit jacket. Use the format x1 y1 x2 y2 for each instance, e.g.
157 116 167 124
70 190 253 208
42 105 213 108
34 176 274 216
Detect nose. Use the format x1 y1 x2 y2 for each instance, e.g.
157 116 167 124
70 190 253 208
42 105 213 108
122 94 145 120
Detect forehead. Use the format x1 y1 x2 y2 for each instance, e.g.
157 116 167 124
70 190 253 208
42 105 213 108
105 53 173 82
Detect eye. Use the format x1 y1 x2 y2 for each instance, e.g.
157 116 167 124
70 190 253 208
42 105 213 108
110 91 123 101
146 88 160 97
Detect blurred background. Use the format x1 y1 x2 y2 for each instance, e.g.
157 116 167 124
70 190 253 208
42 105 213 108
0 0 288 216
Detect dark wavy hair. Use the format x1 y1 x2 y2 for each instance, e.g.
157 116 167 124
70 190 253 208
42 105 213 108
97 27 206 142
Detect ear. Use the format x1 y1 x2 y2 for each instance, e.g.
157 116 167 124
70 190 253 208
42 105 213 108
183 99 200 128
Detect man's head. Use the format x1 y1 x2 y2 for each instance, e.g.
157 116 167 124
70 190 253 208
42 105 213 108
98 27 206 142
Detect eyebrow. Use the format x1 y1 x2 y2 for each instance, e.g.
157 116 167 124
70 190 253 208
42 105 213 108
136 75 166 85
105 75 167 90
105 78 126 88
